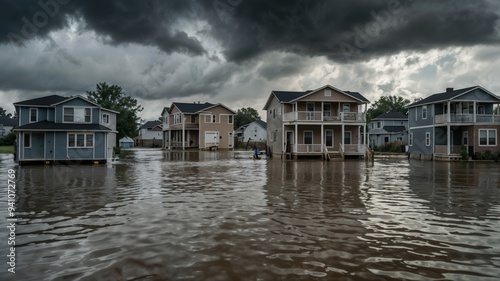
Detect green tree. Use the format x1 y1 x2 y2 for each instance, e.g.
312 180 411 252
367 95 410 121
234 107 260 129
0 107 12 117
86 82 143 143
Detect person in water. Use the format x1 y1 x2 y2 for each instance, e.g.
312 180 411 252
253 146 259 159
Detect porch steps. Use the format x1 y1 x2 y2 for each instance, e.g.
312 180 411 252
327 152 344 160
434 154 462 161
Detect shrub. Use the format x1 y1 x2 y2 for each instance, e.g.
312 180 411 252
0 132 16 146
460 145 468 160
484 150 492 160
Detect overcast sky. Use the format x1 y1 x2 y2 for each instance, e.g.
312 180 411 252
1 0 500 121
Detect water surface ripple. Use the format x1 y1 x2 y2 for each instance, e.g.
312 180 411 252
0 150 499 280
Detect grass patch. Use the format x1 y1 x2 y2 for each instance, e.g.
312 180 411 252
0 146 14 154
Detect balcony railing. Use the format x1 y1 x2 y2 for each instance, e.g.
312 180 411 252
295 144 323 153
283 111 366 122
434 114 500 124
292 143 368 155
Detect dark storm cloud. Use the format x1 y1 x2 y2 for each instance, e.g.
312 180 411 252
1 0 499 62
1 0 205 55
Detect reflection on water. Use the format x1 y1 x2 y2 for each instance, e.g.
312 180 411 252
0 151 500 280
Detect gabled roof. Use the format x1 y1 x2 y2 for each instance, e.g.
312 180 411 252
119 136 134 142
139 120 162 130
383 126 406 132
14 95 69 106
373 112 408 120
13 121 112 131
168 102 236 114
254 119 267 129
407 86 500 108
264 84 369 109
0 116 17 126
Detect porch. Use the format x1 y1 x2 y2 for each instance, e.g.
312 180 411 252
435 114 500 124
283 111 366 123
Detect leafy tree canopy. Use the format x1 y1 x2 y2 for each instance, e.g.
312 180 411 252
0 107 13 118
234 107 261 129
367 95 410 121
86 82 143 143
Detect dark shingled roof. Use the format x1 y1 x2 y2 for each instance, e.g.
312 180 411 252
383 126 406 132
14 95 69 106
255 119 267 129
139 120 162 130
0 116 17 126
373 112 408 120
173 102 215 113
272 90 369 103
14 121 112 131
407 86 479 108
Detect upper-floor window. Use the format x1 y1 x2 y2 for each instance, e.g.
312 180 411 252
228 115 233 124
325 89 331 97
205 114 212 123
174 113 182 124
29 108 38 123
377 121 381 129
422 105 427 119
102 113 110 124
343 103 350 113
191 115 196 123
64 107 91 123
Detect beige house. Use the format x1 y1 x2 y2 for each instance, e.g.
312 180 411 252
161 102 235 150
263 85 370 159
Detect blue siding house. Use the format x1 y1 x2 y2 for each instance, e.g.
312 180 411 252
13 95 118 164
368 112 408 148
407 86 500 160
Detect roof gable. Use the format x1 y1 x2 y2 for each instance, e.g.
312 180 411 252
172 102 215 113
0 116 17 126
407 86 500 108
139 120 162 130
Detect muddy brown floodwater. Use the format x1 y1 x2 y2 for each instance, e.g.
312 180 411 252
0 150 499 280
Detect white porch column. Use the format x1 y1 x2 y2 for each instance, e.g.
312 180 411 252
282 124 285 153
182 114 185 150
341 124 345 148
473 101 477 123
294 123 298 153
447 124 451 155
321 124 324 151
447 101 451 122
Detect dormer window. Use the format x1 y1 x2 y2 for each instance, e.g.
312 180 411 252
102 113 110 124
64 107 91 123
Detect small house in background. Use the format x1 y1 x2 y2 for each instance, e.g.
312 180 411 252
119 136 134 148
368 112 408 150
137 120 162 147
235 119 267 146
0 116 17 137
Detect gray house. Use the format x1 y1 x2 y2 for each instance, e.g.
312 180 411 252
0 116 17 137
13 95 118 164
368 112 408 148
407 86 500 160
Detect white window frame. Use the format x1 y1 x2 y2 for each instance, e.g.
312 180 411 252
228 115 233 124
212 114 217 123
344 131 352 145
478 129 497 146
63 106 92 123
204 114 212 123
463 131 468 146
425 132 430 146
323 103 331 117
343 103 351 113
102 113 110 125
324 129 334 148
477 105 485 115
29 108 38 123
68 133 94 148
325 89 332 97
174 113 182 124
409 133 413 146
422 105 427 119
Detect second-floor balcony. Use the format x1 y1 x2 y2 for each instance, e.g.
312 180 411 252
283 111 366 123
434 114 500 124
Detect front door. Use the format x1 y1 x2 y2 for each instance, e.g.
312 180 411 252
286 131 294 153
324 129 334 148
32 133 45 159
462 131 468 146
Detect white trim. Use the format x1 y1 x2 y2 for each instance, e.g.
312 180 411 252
408 124 436 130
478 129 497 146
409 132 413 146
344 131 352 144
425 132 431 146
102 113 110 125
67 132 95 148
422 105 427 119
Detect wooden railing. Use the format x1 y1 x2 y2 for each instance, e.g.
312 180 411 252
435 114 500 124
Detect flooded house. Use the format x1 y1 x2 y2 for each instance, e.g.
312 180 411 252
13 95 117 164
263 84 370 159
161 102 236 150
407 86 500 160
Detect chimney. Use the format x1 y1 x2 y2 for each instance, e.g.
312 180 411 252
446 87 454 93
